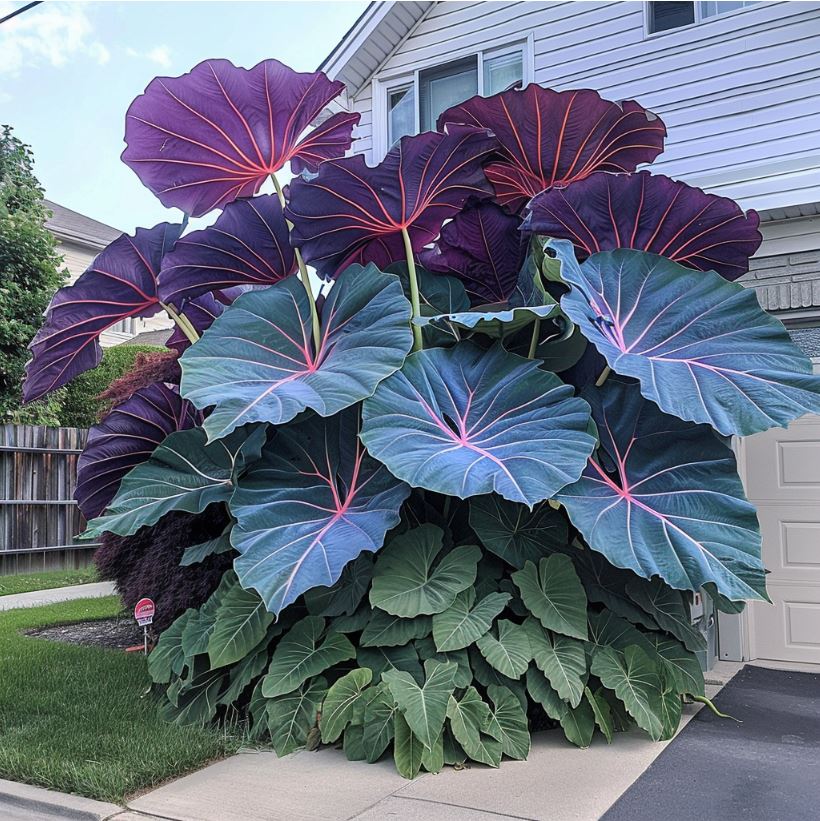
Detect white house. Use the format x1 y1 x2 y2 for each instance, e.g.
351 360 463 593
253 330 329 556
320 0 820 671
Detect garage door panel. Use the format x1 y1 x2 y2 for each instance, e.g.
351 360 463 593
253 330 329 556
756 504 820 583
751 583 820 665
744 421 820 501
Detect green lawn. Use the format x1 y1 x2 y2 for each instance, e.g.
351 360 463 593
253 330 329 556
0 597 246 803
0 567 99 597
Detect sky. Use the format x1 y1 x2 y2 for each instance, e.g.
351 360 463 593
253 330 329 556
0 0 368 231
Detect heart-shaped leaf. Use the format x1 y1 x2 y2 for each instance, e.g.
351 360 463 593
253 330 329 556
485 684 530 760
358 645 423 685
439 87 666 212
559 698 596 748
432 589 511 652
207 581 273 669
525 667 568 721
230 411 411 615
83 425 266 539
180 532 232 567
23 222 182 401
383 659 457 751
320 668 373 743
419 201 527 304
557 379 766 601
646 635 705 697
158 195 296 304
446 687 502 767
470 496 569 569
525 171 761 280
266 677 327 757
523 618 587 707
625 577 705 653
360 612 432 648
261 616 355 698
361 342 595 507
475 620 532 679
181 265 413 440
393 712 424 779
362 684 398 763
369 524 481 617
512 555 588 640
304 554 373 618
555 241 820 436
286 126 497 275
75 383 199 519
590 645 666 741
123 58 358 217
585 687 615 744
414 640 472 688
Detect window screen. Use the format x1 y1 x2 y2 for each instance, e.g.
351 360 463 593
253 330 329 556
388 85 415 148
483 51 524 95
418 56 478 131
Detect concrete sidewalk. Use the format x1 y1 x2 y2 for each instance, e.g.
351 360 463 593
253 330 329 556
0 581 116 611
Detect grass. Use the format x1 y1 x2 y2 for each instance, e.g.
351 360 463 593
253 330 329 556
0 567 99 597
0 596 247 803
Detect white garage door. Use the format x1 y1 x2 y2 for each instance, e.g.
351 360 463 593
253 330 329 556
742 415 820 666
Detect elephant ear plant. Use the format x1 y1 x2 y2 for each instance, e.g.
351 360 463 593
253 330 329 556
25 58 820 776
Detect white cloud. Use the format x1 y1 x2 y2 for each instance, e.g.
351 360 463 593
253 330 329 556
126 44 172 69
0 2 110 74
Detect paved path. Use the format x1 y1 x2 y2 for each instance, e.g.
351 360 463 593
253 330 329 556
0 581 116 611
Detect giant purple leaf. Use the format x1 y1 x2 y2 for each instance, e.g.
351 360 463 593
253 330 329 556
230 410 411 615
554 241 820 436
23 222 182 403
122 58 360 217
286 125 498 276
158 195 296 305
525 171 762 281
419 201 527 304
75 383 199 519
167 293 226 354
557 378 766 601
438 87 666 213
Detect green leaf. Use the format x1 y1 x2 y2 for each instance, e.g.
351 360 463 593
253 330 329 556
475 620 531 679
383 660 457 750
590 646 665 741
160 670 226 726
446 687 501 767
646 634 705 697
512 555 588 640
180 265 413 440
360 611 432 647
560 698 595 748
585 686 614 743
148 610 190 684
536 324 588 373
626 577 706 653
658 672 683 741
343 724 366 761
369 524 481 617
362 683 397 763
304 554 373 617
208 582 274 669
218 644 269 706
470 496 569 569
180 532 232 566
587 610 657 656
526 667 568 721
262 616 355 698
415 303 559 340
181 572 234 658
331 606 371 634
470 646 528 709
443 729 468 767
319 668 373 743
523 618 587 708
485 685 530 760
83 426 265 538
413 639 472 688
358 645 423 684
421 731 445 773
266 677 327 756
432 589 511 652
393 712 424 779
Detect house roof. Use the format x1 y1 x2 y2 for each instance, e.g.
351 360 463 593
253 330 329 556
319 1 432 96
44 200 122 250
118 329 173 347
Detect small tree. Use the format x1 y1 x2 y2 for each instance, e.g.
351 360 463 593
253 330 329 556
0 125 64 421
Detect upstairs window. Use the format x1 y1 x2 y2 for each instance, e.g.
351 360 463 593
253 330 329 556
647 1 756 34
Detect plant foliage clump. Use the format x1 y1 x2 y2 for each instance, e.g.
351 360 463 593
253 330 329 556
23 58 820 776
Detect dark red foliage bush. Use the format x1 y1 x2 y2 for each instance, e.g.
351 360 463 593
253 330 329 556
97 350 181 412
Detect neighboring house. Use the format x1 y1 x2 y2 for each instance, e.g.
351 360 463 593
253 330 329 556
44 200 172 347
321 1 820 671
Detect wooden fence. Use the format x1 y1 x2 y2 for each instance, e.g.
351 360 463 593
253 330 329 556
0 424 97 574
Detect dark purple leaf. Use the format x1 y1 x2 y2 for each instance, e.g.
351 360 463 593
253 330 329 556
122 58 360 217
158 195 296 304
286 125 498 276
167 293 225 354
525 171 762 281
419 201 527 304
23 223 182 403
438 87 666 213
75 383 199 519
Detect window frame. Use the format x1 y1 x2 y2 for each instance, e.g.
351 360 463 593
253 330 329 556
372 33 534 159
644 1 758 37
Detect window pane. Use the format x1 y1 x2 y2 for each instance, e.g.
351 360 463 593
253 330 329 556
419 57 478 131
649 1 695 32
700 1 748 18
483 51 523 96
388 85 415 148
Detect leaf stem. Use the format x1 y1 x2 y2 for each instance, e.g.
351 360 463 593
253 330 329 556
401 227 423 352
595 365 611 387
271 172 321 353
527 318 541 359
690 694 741 722
162 302 199 344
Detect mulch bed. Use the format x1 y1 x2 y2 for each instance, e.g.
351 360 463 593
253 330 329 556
25 618 145 650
